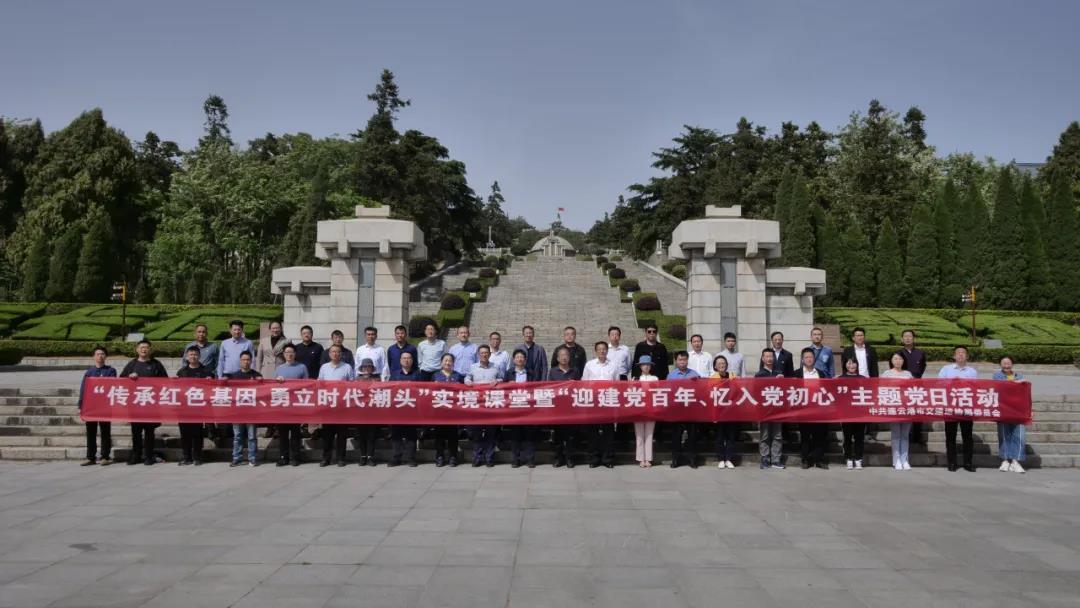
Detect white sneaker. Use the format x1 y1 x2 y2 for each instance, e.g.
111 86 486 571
717 462 725 469
999 460 1011 472
725 460 735 469
846 460 854 470
894 463 904 470
902 461 911 470
1010 461 1026 474
854 460 863 470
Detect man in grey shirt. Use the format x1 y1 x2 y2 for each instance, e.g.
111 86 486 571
465 345 500 466
273 343 307 466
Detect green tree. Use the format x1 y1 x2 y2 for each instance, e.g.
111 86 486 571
72 206 114 301
0 119 45 236
845 225 876 307
199 94 232 148
814 207 847 305
955 181 991 285
44 226 82 302
1040 121 1080 202
934 180 962 307
481 181 513 247
984 168 1027 309
874 217 903 306
904 201 939 307
1018 176 1052 309
782 172 815 267
281 163 331 266
1045 172 1080 309
20 236 50 301
902 107 928 150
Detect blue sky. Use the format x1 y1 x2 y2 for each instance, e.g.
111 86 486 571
2 1 1077 230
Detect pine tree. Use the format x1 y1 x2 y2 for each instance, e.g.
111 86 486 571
874 217 903 306
814 208 848 304
935 180 962 307
904 201 940 307
1046 172 1080 309
72 207 114 302
774 166 795 256
984 168 1027 309
955 182 991 285
1018 177 1052 309
44 227 82 302
782 172 815 266
845 225 876 306
20 237 50 301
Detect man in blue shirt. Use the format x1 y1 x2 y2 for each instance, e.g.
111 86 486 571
810 327 834 379
938 345 979 472
217 320 254 379
183 323 219 372
386 324 419 378
448 325 479 377
416 321 445 381
668 351 701 468
516 325 548 380
79 345 117 466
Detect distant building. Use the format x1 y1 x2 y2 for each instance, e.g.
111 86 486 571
1014 162 1044 177
530 229 575 257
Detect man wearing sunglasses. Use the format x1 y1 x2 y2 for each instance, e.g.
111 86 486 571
631 324 669 379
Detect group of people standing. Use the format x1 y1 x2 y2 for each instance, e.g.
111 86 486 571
77 320 1028 473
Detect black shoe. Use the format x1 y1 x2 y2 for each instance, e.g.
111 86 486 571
528 461 536 469
127 458 138 466
963 464 976 473
485 460 495 468
143 459 154 466
553 458 565 468
337 461 346 467
449 457 458 467
590 463 600 469
388 460 401 467
367 459 376 467
688 460 698 469
472 459 483 468
277 459 288 467
604 463 614 469
816 462 829 470
511 461 521 469
948 464 958 472
566 460 575 469
291 460 300 467
435 456 445 467
194 460 202 466
319 461 330 467
670 461 679 469
178 460 189 466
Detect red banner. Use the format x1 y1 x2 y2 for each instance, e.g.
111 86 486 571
80 377 1031 425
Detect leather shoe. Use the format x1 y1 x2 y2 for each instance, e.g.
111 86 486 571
948 464 958 472
963 464 976 472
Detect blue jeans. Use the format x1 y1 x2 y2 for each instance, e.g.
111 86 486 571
232 424 257 463
997 423 1026 461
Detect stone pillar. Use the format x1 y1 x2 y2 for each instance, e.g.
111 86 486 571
272 206 426 345
670 205 826 362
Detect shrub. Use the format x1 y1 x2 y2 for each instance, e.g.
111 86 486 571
484 255 499 266
478 267 497 279
635 295 661 311
595 256 608 266
666 324 687 341
0 339 191 357
609 268 626 280
661 260 680 273
576 254 594 261
510 243 529 256
461 278 484 292
408 317 437 339
0 347 23 366
611 255 623 262
619 279 640 292
670 264 687 279
602 262 616 272
494 257 509 271
441 294 467 310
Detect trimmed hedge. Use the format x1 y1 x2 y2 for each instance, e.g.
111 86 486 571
666 324 687 341
0 339 192 357
595 256 608 266
0 347 23 366
635 295 661 311
601 262 616 272
461 278 484 292
478 267 497 279
611 255 623 262
619 279 640 293
670 264 687 280
608 268 626 280
441 294 467 310
873 344 1080 365
408 316 437 339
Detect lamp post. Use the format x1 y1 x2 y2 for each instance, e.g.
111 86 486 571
960 285 977 345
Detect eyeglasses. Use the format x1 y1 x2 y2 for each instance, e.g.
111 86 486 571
646 330 657 334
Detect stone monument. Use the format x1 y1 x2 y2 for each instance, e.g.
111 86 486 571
271 206 426 343
668 205 826 357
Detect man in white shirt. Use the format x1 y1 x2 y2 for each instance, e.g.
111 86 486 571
464 345 499 466
938 345 979 472
721 332 744 377
606 326 631 380
355 326 388 379
582 341 619 468
687 334 713 377
487 331 511 377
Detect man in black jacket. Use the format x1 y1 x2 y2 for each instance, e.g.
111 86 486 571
841 327 879 441
120 340 169 465
795 348 831 469
632 324 670 379
176 345 215 465
896 329 927 445
550 326 587 377
769 331 795 378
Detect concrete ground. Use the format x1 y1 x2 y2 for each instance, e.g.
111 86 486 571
0 462 1077 607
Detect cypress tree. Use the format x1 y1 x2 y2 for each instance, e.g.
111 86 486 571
783 172 815 267
774 166 795 263
904 201 940 307
844 224 876 307
21 237 51 301
73 207 114 302
985 168 1027 309
935 180 961 307
874 217 903 306
1046 172 1080 309
956 182 991 285
818 211 848 305
1019 176 1052 309
44 227 82 302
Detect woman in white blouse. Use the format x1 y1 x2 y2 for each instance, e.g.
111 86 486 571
881 352 913 470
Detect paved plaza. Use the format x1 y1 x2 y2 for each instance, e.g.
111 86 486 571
0 462 1078 608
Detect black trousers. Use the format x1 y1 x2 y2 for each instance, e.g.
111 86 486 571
85 421 111 461
842 423 865 460
552 426 577 464
433 426 458 461
354 425 378 460
671 423 698 464
129 423 155 463
468 425 497 463
714 423 737 461
390 425 418 463
510 426 537 464
945 420 974 466
910 421 924 444
321 424 349 463
800 423 828 464
178 423 203 462
277 424 302 462
588 424 615 465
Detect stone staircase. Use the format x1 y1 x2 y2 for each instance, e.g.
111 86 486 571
2 388 1078 467
468 257 641 354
